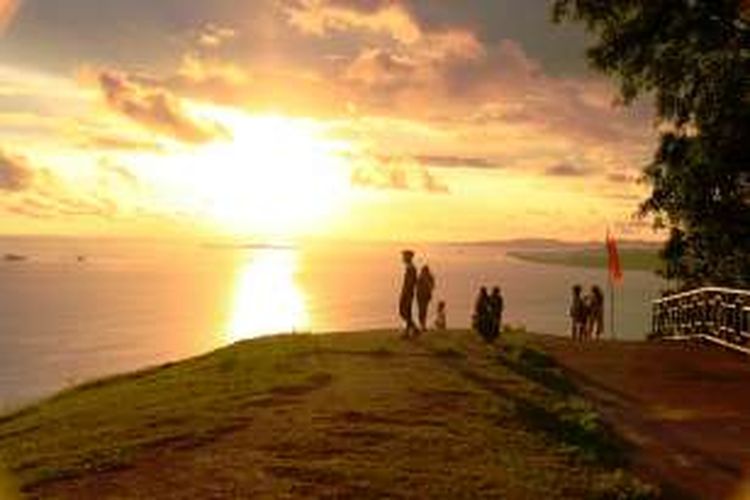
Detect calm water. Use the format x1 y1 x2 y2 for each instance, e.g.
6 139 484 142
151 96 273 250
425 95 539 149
0 238 663 408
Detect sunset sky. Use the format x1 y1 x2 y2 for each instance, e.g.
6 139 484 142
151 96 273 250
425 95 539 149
0 0 660 242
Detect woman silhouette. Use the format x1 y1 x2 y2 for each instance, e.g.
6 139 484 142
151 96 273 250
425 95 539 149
416 265 435 334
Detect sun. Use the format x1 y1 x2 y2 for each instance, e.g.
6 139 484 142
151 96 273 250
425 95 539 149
153 109 353 238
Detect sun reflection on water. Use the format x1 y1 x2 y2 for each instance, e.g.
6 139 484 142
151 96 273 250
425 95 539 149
227 249 310 342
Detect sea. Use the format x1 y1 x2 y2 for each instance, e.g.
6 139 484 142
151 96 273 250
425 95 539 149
0 237 664 409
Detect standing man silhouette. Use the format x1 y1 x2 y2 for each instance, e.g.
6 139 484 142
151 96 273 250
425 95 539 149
399 250 418 338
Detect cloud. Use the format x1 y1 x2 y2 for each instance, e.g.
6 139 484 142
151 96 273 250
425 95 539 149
545 162 592 178
344 47 418 89
176 53 249 88
350 154 449 193
195 23 237 48
96 69 230 144
0 0 19 34
0 149 34 191
0 150 145 221
77 133 164 152
13 165 119 219
415 155 497 169
333 37 652 156
143 52 354 117
283 0 483 65
6 192 119 219
283 0 423 44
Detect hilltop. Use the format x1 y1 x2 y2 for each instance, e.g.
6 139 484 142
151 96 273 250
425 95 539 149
0 330 653 499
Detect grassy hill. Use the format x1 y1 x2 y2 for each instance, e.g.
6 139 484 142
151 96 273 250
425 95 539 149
0 331 655 499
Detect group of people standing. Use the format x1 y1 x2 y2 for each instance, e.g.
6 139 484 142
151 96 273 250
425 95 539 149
398 251 604 343
400 250 506 341
399 250 445 338
473 287 504 343
569 284 604 340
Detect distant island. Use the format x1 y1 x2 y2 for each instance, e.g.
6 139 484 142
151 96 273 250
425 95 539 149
203 242 296 251
509 247 662 273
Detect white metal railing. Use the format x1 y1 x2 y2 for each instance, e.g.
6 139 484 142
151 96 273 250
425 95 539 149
652 287 750 350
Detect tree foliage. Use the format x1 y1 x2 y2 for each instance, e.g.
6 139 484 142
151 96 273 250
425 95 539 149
553 0 750 288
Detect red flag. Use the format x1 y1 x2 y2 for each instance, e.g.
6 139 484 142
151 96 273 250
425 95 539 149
606 231 623 283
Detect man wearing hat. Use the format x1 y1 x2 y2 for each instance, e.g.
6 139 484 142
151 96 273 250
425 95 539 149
399 250 418 338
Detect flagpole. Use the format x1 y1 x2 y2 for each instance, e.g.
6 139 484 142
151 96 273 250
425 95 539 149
606 228 618 340
609 271 615 340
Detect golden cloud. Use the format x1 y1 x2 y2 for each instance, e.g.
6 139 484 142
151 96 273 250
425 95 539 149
285 0 422 44
0 153 145 221
350 154 449 194
96 69 230 144
0 149 34 191
177 53 250 87
196 23 237 48
283 0 483 62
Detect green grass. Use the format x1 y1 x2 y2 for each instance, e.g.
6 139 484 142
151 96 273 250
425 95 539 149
0 330 657 499
510 248 662 273
0 336 323 487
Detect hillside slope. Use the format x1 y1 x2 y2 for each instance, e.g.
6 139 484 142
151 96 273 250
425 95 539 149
0 331 652 499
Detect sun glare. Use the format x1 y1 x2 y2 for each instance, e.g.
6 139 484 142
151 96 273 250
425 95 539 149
227 249 310 341
153 109 353 238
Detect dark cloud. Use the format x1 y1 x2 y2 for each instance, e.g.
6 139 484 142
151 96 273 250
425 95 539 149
97 70 230 144
0 149 34 191
545 162 591 178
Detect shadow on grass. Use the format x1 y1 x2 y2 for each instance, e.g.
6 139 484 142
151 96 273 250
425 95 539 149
497 345 577 396
451 357 627 468
429 338 650 463
425 335 661 498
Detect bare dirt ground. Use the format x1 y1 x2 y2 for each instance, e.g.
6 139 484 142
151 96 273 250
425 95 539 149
531 335 750 500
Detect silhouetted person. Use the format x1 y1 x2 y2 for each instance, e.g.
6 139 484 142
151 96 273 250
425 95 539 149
399 250 418 338
569 285 587 340
435 301 447 331
489 287 504 341
416 265 435 334
587 285 604 339
473 287 493 342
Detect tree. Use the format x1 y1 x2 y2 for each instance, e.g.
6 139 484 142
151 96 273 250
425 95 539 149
553 0 750 288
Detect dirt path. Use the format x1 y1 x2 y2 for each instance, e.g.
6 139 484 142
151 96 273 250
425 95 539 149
531 335 750 500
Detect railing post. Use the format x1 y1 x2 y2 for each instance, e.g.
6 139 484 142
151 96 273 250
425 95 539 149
651 287 750 348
